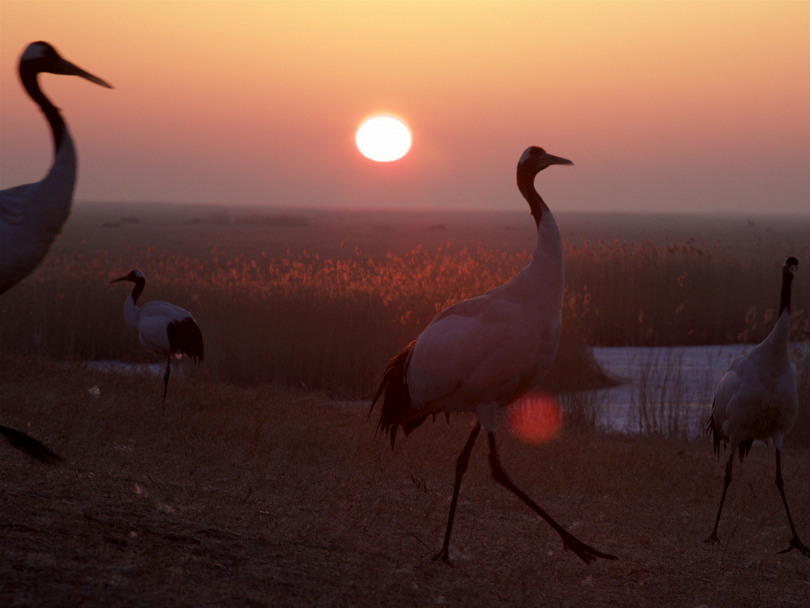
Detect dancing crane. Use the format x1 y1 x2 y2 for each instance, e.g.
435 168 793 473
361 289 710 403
706 256 808 557
371 147 617 564
111 270 204 407
1 41 112 294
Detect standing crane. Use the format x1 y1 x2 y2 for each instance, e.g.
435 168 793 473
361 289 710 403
111 270 204 407
1 41 112 294
706 256 809 557
1 41 110 463
371 147 617 564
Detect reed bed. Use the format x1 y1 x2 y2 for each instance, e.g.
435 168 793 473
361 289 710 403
0 234 807 402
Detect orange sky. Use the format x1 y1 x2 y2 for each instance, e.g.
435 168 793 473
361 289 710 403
2 1 809 213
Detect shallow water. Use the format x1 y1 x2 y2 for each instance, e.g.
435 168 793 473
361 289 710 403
588 344 807 437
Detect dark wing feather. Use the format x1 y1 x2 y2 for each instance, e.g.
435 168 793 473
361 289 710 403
0 425 64 464
371 341 428 448
167 317 204 363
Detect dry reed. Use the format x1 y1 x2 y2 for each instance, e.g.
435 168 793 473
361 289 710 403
0 235 807 403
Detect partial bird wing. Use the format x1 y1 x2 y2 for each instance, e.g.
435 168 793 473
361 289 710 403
711 356 757 436
1 183 48 294
0 425 65 464
0 182 34 227
711 351 798 453
137 301 195 355
408 291 558 418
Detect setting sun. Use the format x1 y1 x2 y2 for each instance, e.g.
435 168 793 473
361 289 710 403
355 115 412 162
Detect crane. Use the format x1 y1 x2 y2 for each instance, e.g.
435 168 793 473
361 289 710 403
1 41 109 463
1 41 112 294
111 270 204 407
706 256 808 557
371 147 617 564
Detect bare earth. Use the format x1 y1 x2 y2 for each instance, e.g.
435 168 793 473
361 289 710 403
2 353 809 607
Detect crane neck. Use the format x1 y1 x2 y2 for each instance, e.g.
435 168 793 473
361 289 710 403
516 169 548 230
123 278 145 330
759 266 794 357
21 67 67 153
129 276 145 306
779 268 793 315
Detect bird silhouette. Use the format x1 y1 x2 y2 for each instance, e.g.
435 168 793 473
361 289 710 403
706 256 808 557
1 41 111 294
1 41 109 464
372 147 617 564
111 270 204 407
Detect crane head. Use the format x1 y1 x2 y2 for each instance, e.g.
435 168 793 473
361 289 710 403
518 147 573 175
21 41 113 89
110 269 145 284
784 256 798 276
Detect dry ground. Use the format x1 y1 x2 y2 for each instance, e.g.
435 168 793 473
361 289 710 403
2 352 809 607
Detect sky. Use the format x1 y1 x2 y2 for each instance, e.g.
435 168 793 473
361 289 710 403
1 0 809 214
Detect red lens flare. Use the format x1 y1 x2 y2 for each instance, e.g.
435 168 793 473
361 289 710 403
508 393 563 444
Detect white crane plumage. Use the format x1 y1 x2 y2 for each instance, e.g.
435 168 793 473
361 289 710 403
371 146 617 564
111 270 204 407
706 256 808 557
1 41 112 294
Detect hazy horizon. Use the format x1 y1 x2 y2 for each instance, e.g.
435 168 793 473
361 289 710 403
3 1 809 215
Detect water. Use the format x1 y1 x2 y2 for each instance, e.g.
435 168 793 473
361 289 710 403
86 343 808 439
582 345 744 436
585 344 807 437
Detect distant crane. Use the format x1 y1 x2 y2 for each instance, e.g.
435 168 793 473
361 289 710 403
111 270 204 407
706 256 809 557
371 147 617 564
1 41 112 294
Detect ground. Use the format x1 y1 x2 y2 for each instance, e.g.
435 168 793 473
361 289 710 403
2 353 809 607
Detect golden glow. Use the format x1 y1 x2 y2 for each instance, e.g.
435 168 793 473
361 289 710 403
355 115 412 163
1 1 808 211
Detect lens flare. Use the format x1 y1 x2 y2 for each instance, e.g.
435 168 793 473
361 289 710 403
508 393 563 444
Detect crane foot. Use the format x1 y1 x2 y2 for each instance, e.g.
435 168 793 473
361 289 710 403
562 532 618 564
778 534 810 558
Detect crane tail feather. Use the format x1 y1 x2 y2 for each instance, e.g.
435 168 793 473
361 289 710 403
167 318 204 363
707 409 722 457
0 425 64 464
737 439 753 462
371 341 426 448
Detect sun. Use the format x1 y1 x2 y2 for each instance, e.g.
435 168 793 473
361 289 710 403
355 115 412 162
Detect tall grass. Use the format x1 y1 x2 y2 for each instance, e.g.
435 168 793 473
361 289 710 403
0 236 807 400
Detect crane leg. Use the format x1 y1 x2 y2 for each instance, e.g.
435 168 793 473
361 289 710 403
706 453 733 543
434 422 481 563
485 431 617 564
775 449 810 557
162 356 171 408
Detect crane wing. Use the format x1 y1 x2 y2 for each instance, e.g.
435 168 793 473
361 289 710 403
137 301 195 356
408 291 559 416
0 183 33 227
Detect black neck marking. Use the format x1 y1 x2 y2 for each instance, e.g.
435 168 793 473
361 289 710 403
516 167 547 230
779 267 793 315
20 66 67 153
130 276 145 306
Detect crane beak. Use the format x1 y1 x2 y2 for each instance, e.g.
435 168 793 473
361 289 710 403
545 153 573 167
55 58 113 89
110 275 129 284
